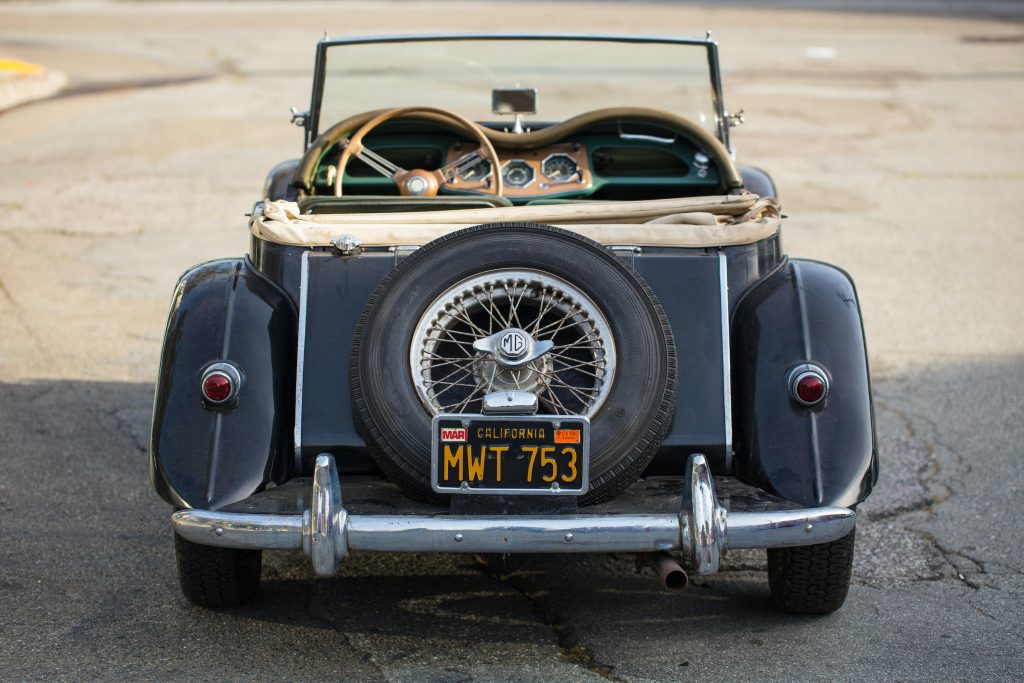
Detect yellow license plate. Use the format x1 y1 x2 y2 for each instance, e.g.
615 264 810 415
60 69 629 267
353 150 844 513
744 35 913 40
431 415 590 495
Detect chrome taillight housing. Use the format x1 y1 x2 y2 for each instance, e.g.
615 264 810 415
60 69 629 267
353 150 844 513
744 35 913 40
789 363 829 406
201 362 242 405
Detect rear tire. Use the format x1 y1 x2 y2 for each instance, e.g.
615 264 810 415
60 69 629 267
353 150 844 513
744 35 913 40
174 533 261 608
767 528 855 614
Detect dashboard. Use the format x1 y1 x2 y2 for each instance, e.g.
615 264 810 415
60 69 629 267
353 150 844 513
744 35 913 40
313 118 725 203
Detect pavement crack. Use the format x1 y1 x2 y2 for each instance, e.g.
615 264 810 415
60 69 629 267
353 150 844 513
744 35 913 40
964 599 1024 646
473 556 628 682
875 397 918 440
871 396 971 517
876 396 970 474
920 532 983 589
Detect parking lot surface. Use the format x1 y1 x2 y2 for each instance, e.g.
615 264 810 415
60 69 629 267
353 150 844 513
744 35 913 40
1 2 1022 681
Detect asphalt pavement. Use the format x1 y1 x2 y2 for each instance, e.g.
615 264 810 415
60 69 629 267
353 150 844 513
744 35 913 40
1 2 1022 681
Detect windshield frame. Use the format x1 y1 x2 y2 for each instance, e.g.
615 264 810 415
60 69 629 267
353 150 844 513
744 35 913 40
305 33 730 151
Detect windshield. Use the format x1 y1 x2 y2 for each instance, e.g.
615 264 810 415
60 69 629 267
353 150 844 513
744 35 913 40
314 35 724 140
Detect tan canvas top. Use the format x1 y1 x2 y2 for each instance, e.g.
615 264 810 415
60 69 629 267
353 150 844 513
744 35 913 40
250 193 781 249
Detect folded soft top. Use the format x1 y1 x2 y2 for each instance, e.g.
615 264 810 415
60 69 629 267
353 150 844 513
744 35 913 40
251 192 781 248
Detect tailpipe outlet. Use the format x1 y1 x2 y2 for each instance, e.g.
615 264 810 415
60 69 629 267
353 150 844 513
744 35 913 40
643 552 689 591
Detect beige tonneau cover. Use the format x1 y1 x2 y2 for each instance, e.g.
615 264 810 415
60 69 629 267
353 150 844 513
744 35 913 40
251 192 781 248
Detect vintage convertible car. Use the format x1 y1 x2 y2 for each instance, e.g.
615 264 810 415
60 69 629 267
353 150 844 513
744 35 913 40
151 34 876 614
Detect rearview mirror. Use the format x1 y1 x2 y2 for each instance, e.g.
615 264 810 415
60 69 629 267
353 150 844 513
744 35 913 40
492 88 538 116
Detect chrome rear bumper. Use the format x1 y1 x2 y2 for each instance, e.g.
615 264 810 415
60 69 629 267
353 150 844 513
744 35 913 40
171 454 856 577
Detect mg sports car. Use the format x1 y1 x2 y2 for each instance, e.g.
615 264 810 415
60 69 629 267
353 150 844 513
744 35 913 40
150 34 876 614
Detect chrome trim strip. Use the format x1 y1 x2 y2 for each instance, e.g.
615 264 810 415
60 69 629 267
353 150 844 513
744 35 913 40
718 251 733 469
170 455 857 576
293 251 310 473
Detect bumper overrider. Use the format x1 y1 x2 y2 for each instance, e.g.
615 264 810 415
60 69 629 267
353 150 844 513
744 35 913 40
172 454 856 577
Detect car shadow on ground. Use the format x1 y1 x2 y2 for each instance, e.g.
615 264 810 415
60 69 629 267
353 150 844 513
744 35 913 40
232 551 800 645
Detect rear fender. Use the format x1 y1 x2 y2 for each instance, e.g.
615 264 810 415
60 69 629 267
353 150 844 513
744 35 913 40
731 258 877 507
149 258 296 509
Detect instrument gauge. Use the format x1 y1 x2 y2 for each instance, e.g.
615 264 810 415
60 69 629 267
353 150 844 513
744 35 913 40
502 160 535 188
542 153 579 182
457 156 492 182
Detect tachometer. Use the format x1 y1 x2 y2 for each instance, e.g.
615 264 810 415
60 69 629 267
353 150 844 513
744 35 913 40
542 153 578 182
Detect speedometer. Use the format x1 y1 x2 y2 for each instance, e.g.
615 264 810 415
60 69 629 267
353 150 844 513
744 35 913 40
541 154 578 182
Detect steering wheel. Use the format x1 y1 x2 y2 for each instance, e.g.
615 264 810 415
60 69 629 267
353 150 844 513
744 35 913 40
334 106 504 197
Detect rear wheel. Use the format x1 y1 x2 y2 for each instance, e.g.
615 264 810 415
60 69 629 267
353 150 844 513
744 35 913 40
174 533 261 608
767 528 855 614
351 223 676 505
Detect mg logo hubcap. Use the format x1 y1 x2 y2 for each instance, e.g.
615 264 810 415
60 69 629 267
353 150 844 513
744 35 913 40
498 329 529 360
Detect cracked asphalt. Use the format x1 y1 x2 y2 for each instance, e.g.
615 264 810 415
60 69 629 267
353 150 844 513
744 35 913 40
1 1 1022 681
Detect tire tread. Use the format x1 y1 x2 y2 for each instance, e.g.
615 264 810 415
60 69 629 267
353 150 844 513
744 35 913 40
767 528 855 614
174 533 262 608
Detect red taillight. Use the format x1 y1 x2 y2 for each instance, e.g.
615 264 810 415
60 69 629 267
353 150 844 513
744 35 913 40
202 373 233 403
201 363 241 405
796 374 825 404
790 365 829 406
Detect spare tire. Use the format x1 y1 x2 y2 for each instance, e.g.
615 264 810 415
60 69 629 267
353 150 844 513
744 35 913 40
351 223 676 505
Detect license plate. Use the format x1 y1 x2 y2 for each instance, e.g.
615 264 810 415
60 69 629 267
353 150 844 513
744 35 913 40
431 414 590 495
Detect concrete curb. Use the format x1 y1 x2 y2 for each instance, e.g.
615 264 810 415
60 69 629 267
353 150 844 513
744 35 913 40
0 63 68 112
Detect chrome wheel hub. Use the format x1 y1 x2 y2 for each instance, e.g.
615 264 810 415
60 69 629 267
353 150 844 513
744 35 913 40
472 347 552 395
410 269 616 417
498 329 529 360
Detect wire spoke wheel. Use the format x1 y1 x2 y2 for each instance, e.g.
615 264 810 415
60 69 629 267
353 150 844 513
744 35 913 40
410 270 616 417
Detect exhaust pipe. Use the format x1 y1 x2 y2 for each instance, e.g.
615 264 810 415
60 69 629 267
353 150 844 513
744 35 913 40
643 552 689 591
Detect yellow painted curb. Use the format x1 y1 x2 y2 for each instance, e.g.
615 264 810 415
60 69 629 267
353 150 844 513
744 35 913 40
0 59 67 111
0 58 48 77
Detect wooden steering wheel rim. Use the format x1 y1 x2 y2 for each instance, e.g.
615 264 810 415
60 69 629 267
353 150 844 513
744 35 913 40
333 106 504 197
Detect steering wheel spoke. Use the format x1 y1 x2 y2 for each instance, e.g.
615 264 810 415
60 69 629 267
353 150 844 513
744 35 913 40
349 141 406 179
